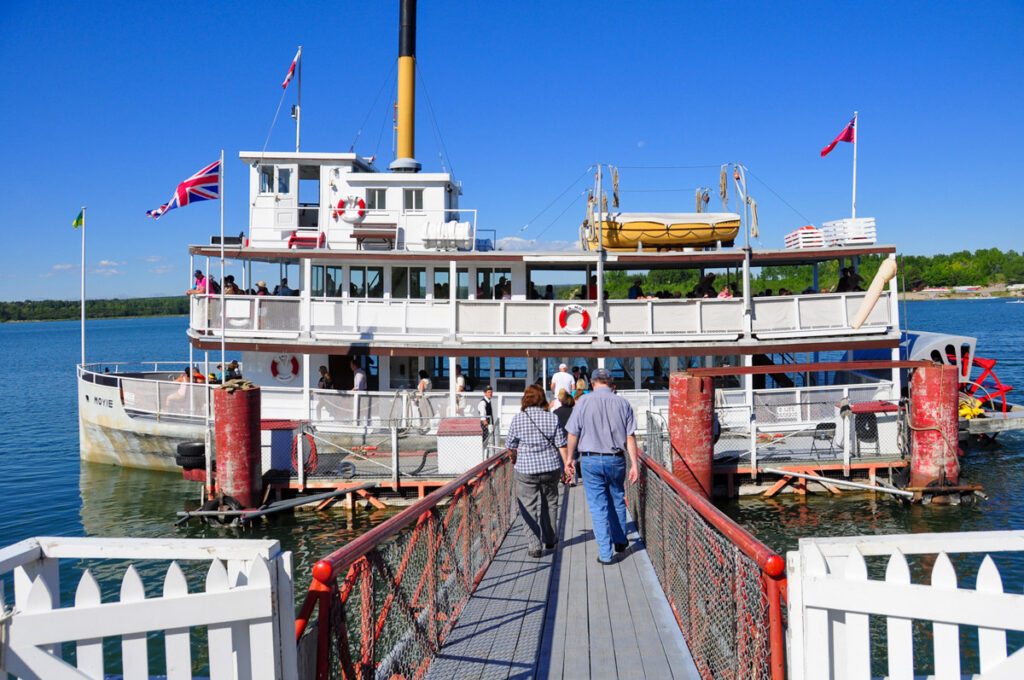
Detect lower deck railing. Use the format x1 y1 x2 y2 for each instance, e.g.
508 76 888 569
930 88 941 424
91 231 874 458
627 454 787 680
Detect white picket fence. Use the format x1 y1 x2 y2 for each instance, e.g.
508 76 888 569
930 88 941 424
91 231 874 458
0 536 297 680
787 531 1024 679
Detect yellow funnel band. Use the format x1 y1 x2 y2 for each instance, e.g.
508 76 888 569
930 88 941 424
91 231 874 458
397 56 415 160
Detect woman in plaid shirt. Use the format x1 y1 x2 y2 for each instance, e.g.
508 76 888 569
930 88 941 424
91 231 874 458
505 385 573 557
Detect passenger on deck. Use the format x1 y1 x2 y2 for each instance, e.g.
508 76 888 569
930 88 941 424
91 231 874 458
223 275 240 295
186 270 207 296
477 385 494 430
628 278 644 299
317 365 333 390
225 360 241 380
350 359 366 391
544 284 555 300
550 363 575 403
276 278 294 296
255 281 270 296
505 384 572 558
417 370 432 394
164 367 195 409
587 275 597 300
565 368 639 565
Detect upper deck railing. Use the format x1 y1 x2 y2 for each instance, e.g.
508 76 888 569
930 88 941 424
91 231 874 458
190 289 895 345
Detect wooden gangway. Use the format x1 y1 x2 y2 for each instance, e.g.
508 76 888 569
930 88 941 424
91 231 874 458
295 451 787 680
423 484 700 680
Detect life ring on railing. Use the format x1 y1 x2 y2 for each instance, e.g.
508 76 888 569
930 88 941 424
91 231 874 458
270 354 300 382
558 304 590 334
291 432 318 475
333 196 366 223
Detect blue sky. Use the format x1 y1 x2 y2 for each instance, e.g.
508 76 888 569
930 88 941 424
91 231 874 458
1 0 1021 301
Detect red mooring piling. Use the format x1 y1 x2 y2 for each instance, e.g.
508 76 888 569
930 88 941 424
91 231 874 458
214 384 262 507
668 371 714 498
909 363 960 487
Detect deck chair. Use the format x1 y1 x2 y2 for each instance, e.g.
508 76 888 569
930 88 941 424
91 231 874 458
810 421 836 458
854 413 879 458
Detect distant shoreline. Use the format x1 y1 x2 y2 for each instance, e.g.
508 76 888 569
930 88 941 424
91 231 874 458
2 314 189 324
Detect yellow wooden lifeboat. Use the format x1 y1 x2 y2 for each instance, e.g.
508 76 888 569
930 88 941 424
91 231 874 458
589 212 742 251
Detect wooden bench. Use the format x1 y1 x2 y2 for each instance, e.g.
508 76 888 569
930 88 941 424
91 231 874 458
350 224 398 249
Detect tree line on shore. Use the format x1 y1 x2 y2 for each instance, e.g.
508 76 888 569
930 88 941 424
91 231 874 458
0 297 189 323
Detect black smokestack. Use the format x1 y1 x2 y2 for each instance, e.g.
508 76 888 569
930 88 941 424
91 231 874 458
399 0 416 58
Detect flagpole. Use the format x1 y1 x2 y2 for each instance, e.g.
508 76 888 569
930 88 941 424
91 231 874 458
851 110 858 219
295 46 302 152
219 149 226 376
80 206 86 366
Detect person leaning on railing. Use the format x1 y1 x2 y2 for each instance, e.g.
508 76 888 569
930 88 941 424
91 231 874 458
504 385 573 558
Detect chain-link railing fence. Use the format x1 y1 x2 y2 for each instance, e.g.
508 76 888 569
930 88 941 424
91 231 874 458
294 450 516 679
627 455 786 680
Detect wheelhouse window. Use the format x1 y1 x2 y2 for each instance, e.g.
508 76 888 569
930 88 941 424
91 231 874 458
366 188 387 210
259 166 274 193
258 165 291 195
433 269 450 299
457 268 470 299
403 188 424 211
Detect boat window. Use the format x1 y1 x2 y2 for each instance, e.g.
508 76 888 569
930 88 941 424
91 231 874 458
277 168 292 194
476 268 512 300
404 188 424 211
311 266 324 297
392 267 426 299
366 267 384 298
324 266 342 297
389 356 419 389
641 357 670 390
259 165 274 193
433 269 449 298
366 188 387 210
350 268 365 297
457 268 469 299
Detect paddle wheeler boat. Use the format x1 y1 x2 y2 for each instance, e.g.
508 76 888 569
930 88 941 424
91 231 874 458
76 7 1018 499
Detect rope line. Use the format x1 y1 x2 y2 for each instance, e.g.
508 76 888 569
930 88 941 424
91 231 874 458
743 168 814 225
417 63 455 178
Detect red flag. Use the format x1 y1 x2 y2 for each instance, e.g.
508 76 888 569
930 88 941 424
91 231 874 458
282 47 301 89
820 117 856 157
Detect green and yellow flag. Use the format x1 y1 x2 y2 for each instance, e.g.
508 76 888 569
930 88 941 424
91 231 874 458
72 209 84 229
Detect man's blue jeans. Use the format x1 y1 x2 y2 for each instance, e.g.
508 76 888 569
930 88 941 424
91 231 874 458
580 455 628 562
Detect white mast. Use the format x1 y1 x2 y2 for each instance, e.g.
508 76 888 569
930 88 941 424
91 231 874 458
79 206 86 365
294 46 302 152
219 149 226 373
851 110 858 219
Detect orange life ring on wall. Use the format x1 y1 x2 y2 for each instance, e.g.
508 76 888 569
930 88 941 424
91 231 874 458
270 354 300 382
333 196 366 223
558 304 590 334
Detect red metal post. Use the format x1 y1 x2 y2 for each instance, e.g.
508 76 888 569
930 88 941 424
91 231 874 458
910 364 960 486
765 574 786 680
213 384 261 507
668 371 714 498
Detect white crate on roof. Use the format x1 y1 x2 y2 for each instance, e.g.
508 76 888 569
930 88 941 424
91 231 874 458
821 217 876 245
784 225 825 249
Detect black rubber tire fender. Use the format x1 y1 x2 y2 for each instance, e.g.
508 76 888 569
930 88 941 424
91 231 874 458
201 496 243 526
177 441 205 457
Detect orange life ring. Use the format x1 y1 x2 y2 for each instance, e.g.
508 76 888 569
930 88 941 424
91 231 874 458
333 196 366 223
270 354 300 382
558 304 590 334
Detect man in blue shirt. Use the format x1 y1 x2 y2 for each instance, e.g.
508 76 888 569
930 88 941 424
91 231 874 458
565 368 639 564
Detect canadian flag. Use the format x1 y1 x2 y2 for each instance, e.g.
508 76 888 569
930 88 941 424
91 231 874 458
282 47 301 89
820 117 856 157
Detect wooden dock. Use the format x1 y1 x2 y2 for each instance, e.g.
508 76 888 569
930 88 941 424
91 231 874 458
423 484 700 680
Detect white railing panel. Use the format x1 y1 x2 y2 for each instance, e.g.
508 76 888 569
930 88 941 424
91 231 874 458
405 301 451 333
504 302 551 335
458 302 504 335
787 532 1024 680
751 297 796 332
606 301 650 335
700 299 745 333
650 300 700 333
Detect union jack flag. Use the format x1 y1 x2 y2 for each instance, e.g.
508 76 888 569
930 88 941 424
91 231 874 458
146 160 221 219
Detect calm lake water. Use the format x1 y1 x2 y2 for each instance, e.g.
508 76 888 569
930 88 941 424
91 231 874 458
1 300 1022 658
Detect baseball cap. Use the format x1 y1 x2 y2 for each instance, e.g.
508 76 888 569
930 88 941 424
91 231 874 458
591 368 613 382
559 363 568 370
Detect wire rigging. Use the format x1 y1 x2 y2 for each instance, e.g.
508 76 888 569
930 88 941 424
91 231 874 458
416 63 455 178
743 168 814 225
349 60 398 153
515 165 595 236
